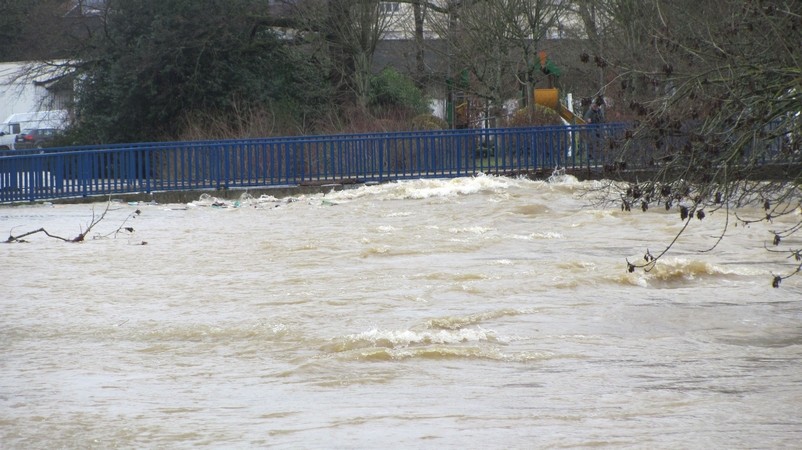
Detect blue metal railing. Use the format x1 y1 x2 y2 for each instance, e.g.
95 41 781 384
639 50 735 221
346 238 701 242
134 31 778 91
1 123 630 203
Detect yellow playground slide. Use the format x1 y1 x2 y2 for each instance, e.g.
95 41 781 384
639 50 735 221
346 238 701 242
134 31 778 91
534 88 585 125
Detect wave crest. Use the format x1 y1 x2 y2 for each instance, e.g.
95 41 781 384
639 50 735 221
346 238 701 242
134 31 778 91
649 258 732 280
322 327 502 353
615 258 741 287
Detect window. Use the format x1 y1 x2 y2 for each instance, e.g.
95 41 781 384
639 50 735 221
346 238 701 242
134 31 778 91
379 2 400 14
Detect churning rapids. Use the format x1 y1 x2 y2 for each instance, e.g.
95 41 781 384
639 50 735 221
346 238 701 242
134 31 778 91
1 174 801 449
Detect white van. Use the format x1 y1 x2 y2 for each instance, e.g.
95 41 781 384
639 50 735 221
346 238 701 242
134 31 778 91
0 110 68 150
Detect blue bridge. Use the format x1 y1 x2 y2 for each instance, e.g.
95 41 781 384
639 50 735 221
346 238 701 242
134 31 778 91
0 122 662 203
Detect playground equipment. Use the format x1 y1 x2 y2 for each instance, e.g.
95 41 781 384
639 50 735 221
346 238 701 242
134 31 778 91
444 52 587 128
533 51 585 125
533 88 585 125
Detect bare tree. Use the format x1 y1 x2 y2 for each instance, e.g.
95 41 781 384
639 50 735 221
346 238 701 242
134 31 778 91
412 0 428 87
287 0 400 112
583 0 802 286
421 0 567 127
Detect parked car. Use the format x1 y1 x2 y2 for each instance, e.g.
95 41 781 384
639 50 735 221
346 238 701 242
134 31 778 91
1 110 68 150
14 128 60 150
0 131 15 150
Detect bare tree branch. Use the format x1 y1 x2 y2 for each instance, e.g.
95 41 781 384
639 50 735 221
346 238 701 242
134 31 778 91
4 201 142 244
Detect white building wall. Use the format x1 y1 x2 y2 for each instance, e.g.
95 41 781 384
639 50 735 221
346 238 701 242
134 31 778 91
379 1 445 40
0 63 41 122
0 62 71 123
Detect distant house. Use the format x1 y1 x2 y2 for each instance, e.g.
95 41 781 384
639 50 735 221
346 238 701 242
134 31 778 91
376 1 576 40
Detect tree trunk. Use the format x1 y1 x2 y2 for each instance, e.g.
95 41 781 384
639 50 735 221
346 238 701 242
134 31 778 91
413 0 426 88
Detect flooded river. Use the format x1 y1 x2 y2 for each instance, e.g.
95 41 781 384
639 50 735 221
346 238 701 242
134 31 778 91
1 175 801 448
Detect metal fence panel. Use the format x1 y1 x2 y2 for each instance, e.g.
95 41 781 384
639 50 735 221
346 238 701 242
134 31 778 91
1 123 634 203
